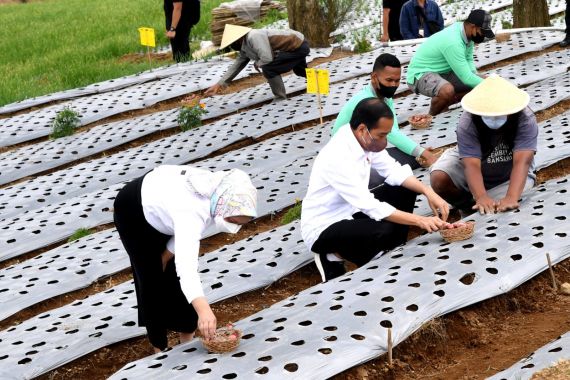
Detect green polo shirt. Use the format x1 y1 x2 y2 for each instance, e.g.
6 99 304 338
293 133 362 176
406 22 482 89
332 84 423 157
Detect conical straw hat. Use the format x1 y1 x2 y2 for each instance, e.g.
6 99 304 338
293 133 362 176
220 24 252 49
461 74 530 116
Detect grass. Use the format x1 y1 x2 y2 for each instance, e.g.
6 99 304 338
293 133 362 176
68 228 93 242
280 201 302 225
0 0 232 106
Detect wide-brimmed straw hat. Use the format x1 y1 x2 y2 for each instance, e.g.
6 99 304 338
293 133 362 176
220 24 252 49
461 74 530 116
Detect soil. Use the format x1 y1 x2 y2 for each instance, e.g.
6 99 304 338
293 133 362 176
4 43 570 380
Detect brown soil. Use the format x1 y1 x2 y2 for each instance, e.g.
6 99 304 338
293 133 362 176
5 44 570 380
532 359 570 380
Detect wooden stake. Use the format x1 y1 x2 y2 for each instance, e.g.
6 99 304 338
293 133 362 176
315 72 323 125
546 253 558 291
146 45 152 71
387 327 393 366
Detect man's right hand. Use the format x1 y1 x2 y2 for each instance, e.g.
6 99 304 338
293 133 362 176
415 215 449 233
204 84 221 97
380 34 389 42
472 194 497 215
419 148 438 167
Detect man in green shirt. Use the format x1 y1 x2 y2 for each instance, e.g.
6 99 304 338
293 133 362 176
333 53 437 174
407 9 494 115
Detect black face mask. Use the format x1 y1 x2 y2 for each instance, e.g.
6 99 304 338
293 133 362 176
376 81 399 99
471 34 485 44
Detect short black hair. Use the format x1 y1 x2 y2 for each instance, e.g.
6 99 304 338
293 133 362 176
349 98 394 131
372 53 401 72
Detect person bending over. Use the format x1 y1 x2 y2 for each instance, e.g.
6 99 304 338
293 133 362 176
114 166 257 352
205 24 310 100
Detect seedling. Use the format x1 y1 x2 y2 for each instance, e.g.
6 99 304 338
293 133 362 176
50 107 81 139
178 103 207 131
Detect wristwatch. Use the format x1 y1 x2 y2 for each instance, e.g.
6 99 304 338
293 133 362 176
169 26 176 32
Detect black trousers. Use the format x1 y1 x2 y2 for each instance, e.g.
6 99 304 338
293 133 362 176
566 0 570 36
113 175 198 350
311 184 417 267
262 40 311 79
169 23 193 63
369 147 420 190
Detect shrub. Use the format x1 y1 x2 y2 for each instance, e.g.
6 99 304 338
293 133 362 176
50 107 81 139
68 228 93 242
178 103 207 131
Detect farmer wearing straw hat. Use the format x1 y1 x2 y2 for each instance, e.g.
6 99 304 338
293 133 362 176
407 9 495 115
204 24 310 100
430 75 538 215
113 166 257 352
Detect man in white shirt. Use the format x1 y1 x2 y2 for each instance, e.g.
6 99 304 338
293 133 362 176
301 98 449 282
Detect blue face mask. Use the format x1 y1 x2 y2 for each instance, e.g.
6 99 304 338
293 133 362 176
481 115 508 130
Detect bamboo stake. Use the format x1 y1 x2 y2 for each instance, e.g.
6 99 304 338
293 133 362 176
546 253 558 291
315 72 323 124
387 327 393 366
146 45 152 71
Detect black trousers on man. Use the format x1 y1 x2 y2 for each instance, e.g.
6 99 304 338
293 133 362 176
311 184 417 267
164 0 200 63
566 0 570 37
261 40 311 79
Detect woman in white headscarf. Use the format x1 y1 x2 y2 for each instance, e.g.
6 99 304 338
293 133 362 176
113 165 257 352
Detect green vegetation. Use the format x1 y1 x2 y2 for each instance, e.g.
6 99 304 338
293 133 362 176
68 228 93 242
253 8 288 29
0 0 232 106
353 31 372 54
50 107 81 139
178 103 208 131
280 201 302 225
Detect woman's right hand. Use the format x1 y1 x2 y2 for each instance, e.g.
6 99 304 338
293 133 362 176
204 84 221 97
193 297 217 341
415 215 449 233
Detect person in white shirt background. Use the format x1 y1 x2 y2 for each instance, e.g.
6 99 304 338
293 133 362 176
113 166 257 352
301 98 450 282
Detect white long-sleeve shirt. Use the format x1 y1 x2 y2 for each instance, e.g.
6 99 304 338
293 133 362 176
301 124 414 251
141 165 214 304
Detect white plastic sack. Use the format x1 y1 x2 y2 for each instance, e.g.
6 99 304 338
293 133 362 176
220 0 263 21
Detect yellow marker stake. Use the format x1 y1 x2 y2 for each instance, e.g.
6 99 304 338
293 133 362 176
138 27 156 69
306 68 330 125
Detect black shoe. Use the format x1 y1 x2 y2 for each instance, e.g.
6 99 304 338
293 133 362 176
560 38 570 48
314 253 346 282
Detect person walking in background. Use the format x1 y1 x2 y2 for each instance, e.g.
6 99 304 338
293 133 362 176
560 0 570 47
164 0 200 62
430 75 537 215
399 0 444 40
204 24 310 100
113 166 257 352
381 0 406 42
406 9 494 115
